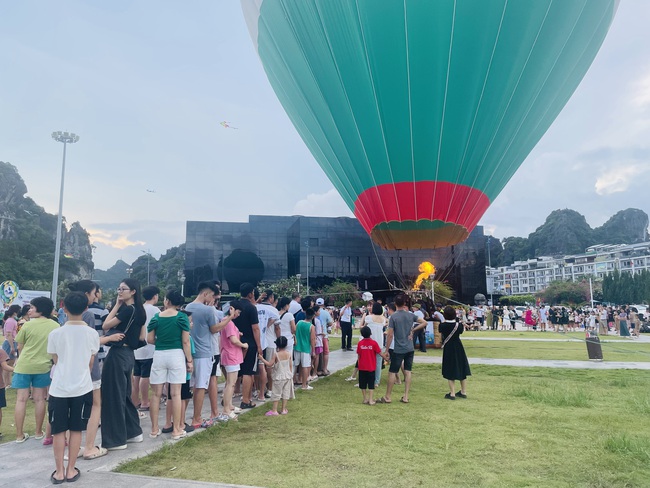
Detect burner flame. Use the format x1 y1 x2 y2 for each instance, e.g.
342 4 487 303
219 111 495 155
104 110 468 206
414 261 435 289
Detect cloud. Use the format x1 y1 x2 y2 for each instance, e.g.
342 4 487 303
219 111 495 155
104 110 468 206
632 71 650 108
595 163 650 195
87 229 146 249
292 189 353 217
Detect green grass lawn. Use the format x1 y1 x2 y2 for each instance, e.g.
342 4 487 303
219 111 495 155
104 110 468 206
455 339 650 362
118 365 650 488
0 388 37 444
462 330 633 341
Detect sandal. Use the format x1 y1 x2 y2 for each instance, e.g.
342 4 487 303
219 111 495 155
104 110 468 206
377 397 392 404
400 397 409 403
171 431 187 440
149 429 162 438
83 446 108 460
66 467 81 483
50 471 65 485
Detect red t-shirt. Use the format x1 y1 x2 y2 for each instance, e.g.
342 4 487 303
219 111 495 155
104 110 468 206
356 338 381 371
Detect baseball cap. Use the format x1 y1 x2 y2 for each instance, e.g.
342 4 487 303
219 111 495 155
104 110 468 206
316 298 325 305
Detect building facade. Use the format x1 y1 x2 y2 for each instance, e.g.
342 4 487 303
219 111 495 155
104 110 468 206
184 215 487 304
488 242 650 296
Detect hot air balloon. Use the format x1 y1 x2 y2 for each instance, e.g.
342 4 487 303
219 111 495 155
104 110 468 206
241 0 618 250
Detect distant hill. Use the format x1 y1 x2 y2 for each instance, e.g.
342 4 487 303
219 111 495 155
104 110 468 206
0 161 94 287
493 208 649 266
93 259 130 291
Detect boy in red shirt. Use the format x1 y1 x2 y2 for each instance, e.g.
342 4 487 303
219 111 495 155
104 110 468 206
356 326 388 405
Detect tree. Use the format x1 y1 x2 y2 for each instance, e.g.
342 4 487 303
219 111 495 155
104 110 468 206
418 278 454 304
501 237 531 265
539 280 589 306
258 276 302 299
320 280 362 308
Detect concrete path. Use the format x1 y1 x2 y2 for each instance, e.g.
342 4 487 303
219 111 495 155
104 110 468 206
414 356 650 370
0 348 358 488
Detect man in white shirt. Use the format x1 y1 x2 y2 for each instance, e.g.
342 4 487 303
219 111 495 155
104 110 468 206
288 292 302 315
132 286 159 412
256 290 280 398
411 304 427 352
316 298 333 375
339 299 354 351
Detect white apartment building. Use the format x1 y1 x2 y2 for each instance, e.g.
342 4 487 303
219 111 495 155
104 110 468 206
487 242 650 296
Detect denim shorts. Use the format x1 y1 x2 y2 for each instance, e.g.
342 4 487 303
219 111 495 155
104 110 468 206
11 371 52 389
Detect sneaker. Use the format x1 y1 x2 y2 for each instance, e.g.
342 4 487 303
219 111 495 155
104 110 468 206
265 411 279 416
264 391 272 399
232 407 242 414
127 434 143 443
457 392 467 399
301 385 314 391
345 376 356 382
444 393 456 401
353 383 359 387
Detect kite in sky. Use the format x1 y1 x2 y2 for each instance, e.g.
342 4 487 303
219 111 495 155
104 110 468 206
220 121 238 129
146 189 156 193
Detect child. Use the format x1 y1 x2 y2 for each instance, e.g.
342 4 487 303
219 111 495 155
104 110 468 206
47 292 100 484
0 346 15 438
356 326 387 405
259 336 293 416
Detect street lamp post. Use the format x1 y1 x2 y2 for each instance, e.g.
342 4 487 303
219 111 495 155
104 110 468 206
487 235 493 307
51 131 79 306
296 273 301 294
177 269 185 296
305 240 310 294
141 249 151 285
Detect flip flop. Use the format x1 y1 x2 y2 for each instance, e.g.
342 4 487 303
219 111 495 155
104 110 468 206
66 467 81 483
377 397 392 404
400 397 409 403
50 471 65 484
83 446 108 460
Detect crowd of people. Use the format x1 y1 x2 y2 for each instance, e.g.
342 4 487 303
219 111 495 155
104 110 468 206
461 303 647 337
0 277 477 484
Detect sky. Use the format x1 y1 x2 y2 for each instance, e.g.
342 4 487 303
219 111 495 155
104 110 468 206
1 1 649 270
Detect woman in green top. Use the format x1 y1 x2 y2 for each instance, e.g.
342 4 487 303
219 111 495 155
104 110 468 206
146 290 192 440
12 297 59 442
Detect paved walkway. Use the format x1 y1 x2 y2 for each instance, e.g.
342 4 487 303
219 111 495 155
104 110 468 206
0 348 358 488
414 356 650 370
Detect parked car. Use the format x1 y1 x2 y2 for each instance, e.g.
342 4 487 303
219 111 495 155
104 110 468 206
629 305 647 321
514 306 527 318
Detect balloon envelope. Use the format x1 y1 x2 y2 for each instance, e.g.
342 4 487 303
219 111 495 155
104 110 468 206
242 0 618 249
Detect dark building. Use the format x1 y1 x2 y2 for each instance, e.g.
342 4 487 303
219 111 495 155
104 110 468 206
184 215 486 304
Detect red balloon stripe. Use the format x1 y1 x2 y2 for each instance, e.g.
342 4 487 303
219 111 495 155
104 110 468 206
353 181 490 235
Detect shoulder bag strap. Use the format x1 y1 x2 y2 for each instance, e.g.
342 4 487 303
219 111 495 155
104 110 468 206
441 321 459 349
121 305 137 335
